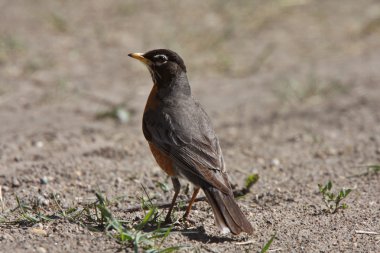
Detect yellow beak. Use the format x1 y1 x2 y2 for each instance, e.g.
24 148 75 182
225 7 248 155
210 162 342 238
128 52 151 65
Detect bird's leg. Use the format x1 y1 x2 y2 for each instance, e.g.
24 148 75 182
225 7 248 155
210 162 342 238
182 187 200 223
164 177 181 224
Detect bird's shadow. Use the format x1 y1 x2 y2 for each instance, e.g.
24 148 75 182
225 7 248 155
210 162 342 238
142 223 241 244
173 226 235 243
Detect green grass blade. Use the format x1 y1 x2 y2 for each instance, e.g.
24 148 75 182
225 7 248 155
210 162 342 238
135 207 157 230
367 164 380 173
245 174 259 190
260 233 276 253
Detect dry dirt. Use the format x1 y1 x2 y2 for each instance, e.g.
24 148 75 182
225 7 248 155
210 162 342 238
0 0 380 252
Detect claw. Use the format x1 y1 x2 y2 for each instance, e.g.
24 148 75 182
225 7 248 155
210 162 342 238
180 215 196 226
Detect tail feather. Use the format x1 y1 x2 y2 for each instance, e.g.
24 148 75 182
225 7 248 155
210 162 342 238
203 187 253 235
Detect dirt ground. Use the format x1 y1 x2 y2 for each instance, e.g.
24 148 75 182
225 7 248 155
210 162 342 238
1 0 380 252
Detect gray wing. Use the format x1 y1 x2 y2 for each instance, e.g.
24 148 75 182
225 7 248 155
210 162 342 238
143 99 231 194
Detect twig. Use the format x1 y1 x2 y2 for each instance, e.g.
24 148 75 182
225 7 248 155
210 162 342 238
269 249 283 252
0 186 4 212
124 187 250 213
355 230 379 235
235 240 255 245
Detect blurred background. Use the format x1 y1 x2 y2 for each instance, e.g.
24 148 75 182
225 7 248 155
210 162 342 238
1 0 379 127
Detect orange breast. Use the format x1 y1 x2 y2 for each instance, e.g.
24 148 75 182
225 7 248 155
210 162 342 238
145 84 175 176
144 84 159 113
149 142 176 176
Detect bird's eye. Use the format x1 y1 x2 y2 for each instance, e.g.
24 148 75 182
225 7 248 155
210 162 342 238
154 54 168 63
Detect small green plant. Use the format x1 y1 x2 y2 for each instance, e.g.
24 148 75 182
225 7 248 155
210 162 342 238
2 192 183 252
95 193 181 253
245 174 259 190
348 164 380 178
95 106 130 123
156 182 170 193
260 233 276 253
318 181 352 214
14 196 53 224
234 173 259 198
366 164 380 174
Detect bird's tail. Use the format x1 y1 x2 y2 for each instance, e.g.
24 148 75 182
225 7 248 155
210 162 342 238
203 187 253 235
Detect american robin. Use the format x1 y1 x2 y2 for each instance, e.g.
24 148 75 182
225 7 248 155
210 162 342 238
128 49 253 235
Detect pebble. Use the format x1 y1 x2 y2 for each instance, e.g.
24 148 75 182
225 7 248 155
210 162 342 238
36 247 47 253
33 223 44 229
326 147 338 156
270 158 280 167
74 169 82 177
1 185 9 192
40 177 48 185
12 177 20 187
13 156 22 162
37 195 49 206
115 177 123 186
116 108 130 123
257 158 265 166
36 141 44 148
30 228 47 236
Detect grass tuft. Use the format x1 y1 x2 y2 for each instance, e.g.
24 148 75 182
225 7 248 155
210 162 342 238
366 164 380 174
96 106 130 123
1 191 184 252
318 181 352 214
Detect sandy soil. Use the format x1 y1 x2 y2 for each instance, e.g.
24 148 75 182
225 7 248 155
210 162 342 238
0 0 380 252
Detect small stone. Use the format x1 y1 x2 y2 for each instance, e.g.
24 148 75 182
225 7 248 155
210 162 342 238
116 108 130 123
37 195 49 206
326 147 337 156
257 158 265 166
115 177 123 185
30 228 47 236
12 177 20 187
34 141 44 148
74 170 82 177
36 247 47 253
37 142 44 148
33 223 43 229
270 158 280 167
14 156 22 162
40 177 48 185
1 185 9 192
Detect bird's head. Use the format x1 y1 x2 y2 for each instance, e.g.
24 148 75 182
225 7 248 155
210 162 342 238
128 49 187 87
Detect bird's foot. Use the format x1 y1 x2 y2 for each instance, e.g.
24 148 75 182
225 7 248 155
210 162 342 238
180 216 196 227
164 216 173 225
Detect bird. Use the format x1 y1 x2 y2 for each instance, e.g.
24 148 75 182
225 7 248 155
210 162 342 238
128 49 253 235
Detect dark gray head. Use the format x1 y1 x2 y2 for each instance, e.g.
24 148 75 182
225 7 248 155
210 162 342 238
141 49 187 73
128 49 188 88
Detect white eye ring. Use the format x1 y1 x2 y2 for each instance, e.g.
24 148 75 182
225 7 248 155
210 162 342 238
154 54 168 64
